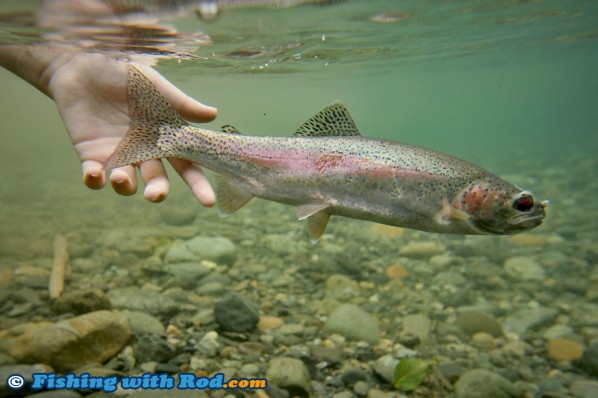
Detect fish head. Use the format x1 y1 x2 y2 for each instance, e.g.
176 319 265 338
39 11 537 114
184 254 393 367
457 181 546 234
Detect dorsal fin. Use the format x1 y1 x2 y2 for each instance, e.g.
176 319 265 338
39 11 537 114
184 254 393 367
221 125 242 134
294 102 361 137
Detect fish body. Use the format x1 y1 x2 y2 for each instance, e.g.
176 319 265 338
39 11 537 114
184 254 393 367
105 66 546 241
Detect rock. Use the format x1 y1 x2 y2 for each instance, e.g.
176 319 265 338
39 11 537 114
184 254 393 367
503 256 545 281
401 313 432 344
372 354 399 383
0 352 15 366
51 289 112 315
165 236 236 265
160 206 197 226
13 265 50 288
385 264 409 282
0 364 53 394
455 369 520 398
367 388 395 398
214 292 260 332
332 391 353 398
438 362 466 383
501 340 530 358
120 310 165 336
134 334 175 363
504 307 557 335
471 332 496 349
239 363 260 377
578 341 598 376
570 380 598 398
325 274 360 301
543 324 574 339
310 346 343 364
455 311 503 337
354 380 370 396
324 304 380 344
258 315 284 331
195 331 220 357
163 262 211 289
508 234 550 247
0 310 130 372
340 367 368 385
547 338 584 362
107 287 178 316
26 391 82 398
266 357 312 397
399 241 446 258
155 362 181 374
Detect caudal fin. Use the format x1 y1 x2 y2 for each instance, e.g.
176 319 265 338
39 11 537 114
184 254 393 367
104 65 186 170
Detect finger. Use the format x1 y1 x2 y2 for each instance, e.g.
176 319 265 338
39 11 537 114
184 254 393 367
82 160 106 190
169 159 215 207
110 166 137 196
134 64 218 123
139 160 170 203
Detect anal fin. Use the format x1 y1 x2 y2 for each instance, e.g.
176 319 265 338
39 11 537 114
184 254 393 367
297 204 331 243
216 175 254 216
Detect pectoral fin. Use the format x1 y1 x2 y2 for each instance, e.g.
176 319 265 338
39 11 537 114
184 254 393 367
297 204 331 244
215 175 254 217
435 199 470 225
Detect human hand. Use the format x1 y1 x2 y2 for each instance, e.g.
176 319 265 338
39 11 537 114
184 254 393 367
47 51 218 205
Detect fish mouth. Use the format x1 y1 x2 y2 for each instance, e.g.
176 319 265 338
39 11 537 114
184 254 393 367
507 212 545 228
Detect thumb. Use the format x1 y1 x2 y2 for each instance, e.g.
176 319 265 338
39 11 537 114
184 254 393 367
133 63 218 123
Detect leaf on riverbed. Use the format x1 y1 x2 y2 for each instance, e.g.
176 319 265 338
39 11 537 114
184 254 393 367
392 358 431 391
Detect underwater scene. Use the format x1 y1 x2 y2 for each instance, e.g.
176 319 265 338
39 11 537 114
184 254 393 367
0 0 597 397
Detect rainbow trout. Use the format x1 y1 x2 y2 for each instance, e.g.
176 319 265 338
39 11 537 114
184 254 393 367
105 66 546 241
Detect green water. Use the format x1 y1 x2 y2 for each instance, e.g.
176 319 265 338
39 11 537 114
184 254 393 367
0 0 596 249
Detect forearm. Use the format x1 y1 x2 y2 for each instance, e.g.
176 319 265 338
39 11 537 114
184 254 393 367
0 44 75 97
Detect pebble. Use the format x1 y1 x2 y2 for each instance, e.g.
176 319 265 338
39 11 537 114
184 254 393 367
195 330 220 357
51 289 112 315
372 354 399 383
120 310 166 336
0 364 53 394
160 205 197 226
578 341 598 376
503 256 545 281
547 338 584 362
437 361 466 383
27 391 82 398
214 292 260 332
340 367 368 385
266 357 312 397
543 324 574 339
354 380 371 396
399 241 446 258
164 236 237 265
501 340 530 358
367 389 395 398
503 307 557 335
107 287 178 316
258 315 284 331
325 274 360 301
455 369 520 398
0 310 129 372
310 345 343 364
569 380 598 398
163 262 211 289
455 311 503 337
134 334 175 363
401 313 432 344
323 304 380 344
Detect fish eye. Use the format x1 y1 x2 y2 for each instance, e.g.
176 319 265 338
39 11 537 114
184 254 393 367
513 195 534 212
